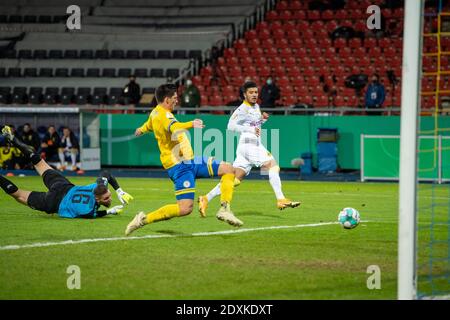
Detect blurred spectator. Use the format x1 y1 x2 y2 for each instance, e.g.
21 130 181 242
41 125 60 161
20 123 40 151
0 144 20 170
260 76 280 108
122 75 141 105
58 127 79 171
365 74 386 115
180 78 201 111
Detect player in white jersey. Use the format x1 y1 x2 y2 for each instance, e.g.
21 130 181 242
198 81 300 217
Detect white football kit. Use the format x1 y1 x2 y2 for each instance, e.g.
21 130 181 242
227 101 273 174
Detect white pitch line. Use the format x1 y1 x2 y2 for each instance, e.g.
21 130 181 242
0 221 342 251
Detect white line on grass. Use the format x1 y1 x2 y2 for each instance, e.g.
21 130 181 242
0 221 343 251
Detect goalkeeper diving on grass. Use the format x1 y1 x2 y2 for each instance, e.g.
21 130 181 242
0 125 133 218
125 83 242 236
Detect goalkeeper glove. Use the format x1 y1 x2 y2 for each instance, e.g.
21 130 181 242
106 205 123 215
116 188 134 205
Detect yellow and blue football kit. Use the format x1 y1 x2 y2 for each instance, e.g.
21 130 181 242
139 104 222 201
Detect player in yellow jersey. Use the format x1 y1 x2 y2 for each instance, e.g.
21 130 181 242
125 84 242 236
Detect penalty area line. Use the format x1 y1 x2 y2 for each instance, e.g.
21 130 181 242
0 221 349 251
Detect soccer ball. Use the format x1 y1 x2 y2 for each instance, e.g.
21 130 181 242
338 207 361 229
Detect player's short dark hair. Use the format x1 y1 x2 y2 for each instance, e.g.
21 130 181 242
155 84 177 104
94 184 108 197
242 81 258 93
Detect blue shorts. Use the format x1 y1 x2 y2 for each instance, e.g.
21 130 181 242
167 156 221 200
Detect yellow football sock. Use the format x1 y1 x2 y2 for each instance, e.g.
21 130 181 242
146 204 180 224
220 173 235 204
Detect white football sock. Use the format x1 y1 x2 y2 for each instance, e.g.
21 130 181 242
58 152 65 166
206 183 222 202
70 152 77 167
269 166 285 200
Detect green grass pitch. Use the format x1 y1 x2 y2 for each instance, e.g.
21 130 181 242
0 175 447 299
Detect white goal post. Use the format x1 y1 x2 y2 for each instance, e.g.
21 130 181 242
398 0 424 300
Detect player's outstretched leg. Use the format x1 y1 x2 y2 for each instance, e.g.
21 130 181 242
216 163 243 227
263 161 301 210
125 202 190 236
199 173 241 217
0 175 31 206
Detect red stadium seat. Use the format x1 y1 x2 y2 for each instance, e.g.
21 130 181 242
321 10 334 20
244 29 257 41
247 38 261 50
259 65 271 78
266 10 278 21
285 56 297 68
279 10 293 20
236 47 250 59
315 95 329 107
291 75 305 87
308 10 320 20
234 38 246 50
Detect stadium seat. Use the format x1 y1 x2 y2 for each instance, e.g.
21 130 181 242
95 50 109 59
188 50 202 61
11 87 27 104
80 50 94 59
166 69 180 79
111 50 125 59
91 87 107 105
33 50 47 59
38 15 52 23
134 68 148 78
157 50 171 59
86 68 100 77
107 88 123 105
55 68 69 77
48 50 63 59
24 68 38 77
28 87 43 104
142 50 156 59
71 68 85 77
75 88 91 105
60 87 75 104
39 68 53 77
0 87 11 104
64 50 78 59
18 50 32 59
150 68 164 78
173 50 187 59
102 68 116 77
126 50 140 59
43 87 59 104
118 68 132 77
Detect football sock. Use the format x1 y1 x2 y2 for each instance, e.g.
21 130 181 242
206 183 221 202
219 173 235 204
206 178 240 202
0 175 18 194
145 204 180 224
31 153 42 166
268 166 285 200
58 151 65 166
70 152 77 167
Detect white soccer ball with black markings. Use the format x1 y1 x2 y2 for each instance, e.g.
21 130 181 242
338 207 361 229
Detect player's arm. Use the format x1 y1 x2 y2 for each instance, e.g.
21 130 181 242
227 108 255 133
168 119 204 132
95 205 123 218
97 171 134 205
135 116 153 136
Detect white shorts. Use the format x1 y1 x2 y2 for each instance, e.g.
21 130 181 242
233 143 274 175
